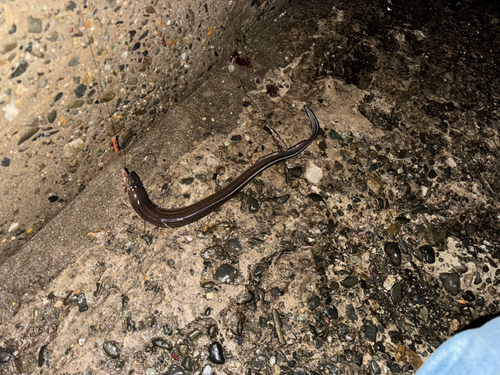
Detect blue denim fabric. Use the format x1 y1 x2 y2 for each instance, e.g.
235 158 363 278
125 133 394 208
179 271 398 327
417 316 500 375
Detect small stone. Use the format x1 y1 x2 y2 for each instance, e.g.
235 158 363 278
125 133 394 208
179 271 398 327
10 60 29 79
1 42 17 54
75 84 87 98
165 364 186 375
365 324 378 342
251 355 268 371
201 365 213 375
325 307 338 320
18 127 39 145
2 157 11 167
77 293 88 312
38 344 48 367
8 25 16 34
151 338 172 350
329 129 343 140
388 223 401 237
227 238 242 253
439 272 460 296
67 99 84 109
341 276 358 288
68 56 80 67
100 90 116 102
366 173 384 196
181 356 193 372
103 341 121 359
246 196 260 212
145 5 156 13
213 264 237 283
63 138 84 159
307 296 320 310
419 245 435 263
305 162 323 184
0 347 14 363
391 283 403 304
384 242 401 266
14 353 36 373
46 31 59 42
346 304 358 321
208 342 225 364
28 16 42 33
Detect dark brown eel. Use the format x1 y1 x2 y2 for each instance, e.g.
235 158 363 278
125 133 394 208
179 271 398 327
122 105 319 228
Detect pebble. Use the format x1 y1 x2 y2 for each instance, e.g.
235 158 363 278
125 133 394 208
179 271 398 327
165 364 186 375
28 16 42 33
341 276 358 288
100 90 116 102
346 304 358 321
68 56 80 67
14 353 36 373
391 283 403 304
384 242 401 266
67 99 85 109
18 127 39 145
307 295 320 310
305 162 323 184
2 100 19 121
227 238 242 253
201 365 213 375
325 307 338 320
181 356 193 372
2 42 17 54
8 24 16 34
2 157 11 167
365 324 377 342
77 293 89 312
419 245 435 263
46 31 59 41
208 342 225 364
0 347 13 363
366 173 384 196
37 344 48 367
103 341 121 359
439 272 460 295
246 196 260 212
63 138 84 159
75 84 87 98
213 264 237 283
251 355 268 371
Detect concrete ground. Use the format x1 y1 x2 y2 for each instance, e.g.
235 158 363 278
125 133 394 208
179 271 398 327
0 0 499 374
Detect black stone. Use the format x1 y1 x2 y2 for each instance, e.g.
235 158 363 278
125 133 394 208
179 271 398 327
419 245 435 263
10 60 29 79
208 342 225 364
1 157 11 167
213 264 237 283
74 83 87 98
391 283 403 304
384 242 401 266
325 307 338 320
341 276 358 288
308 296 320 310
77 293 89 312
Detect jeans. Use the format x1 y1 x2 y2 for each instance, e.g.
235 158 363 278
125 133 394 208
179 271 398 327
416 316 500 375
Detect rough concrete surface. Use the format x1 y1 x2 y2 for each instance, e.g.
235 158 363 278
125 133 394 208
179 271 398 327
1 0 500 374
